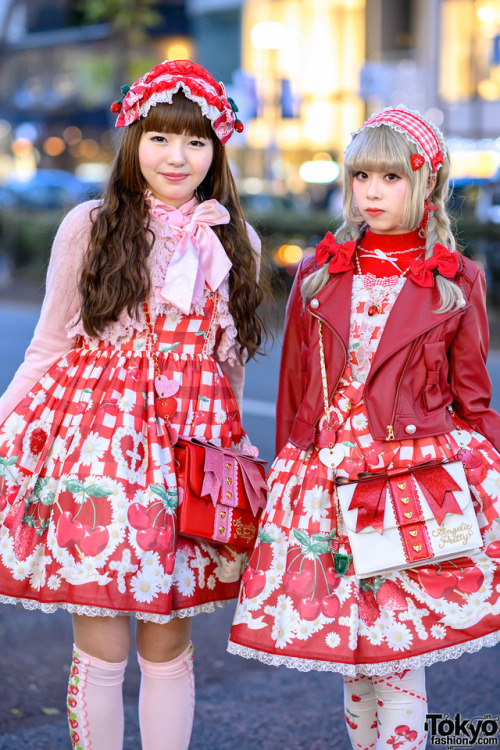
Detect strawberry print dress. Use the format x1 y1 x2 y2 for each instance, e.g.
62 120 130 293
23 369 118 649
229 244 500 676
0 195 255 623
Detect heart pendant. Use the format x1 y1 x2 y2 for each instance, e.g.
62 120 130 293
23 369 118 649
154 375 180 399
155 396 177 419
318 444 345 468
457 448 482 470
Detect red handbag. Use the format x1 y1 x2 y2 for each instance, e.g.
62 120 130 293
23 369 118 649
175 436 268 549
142 299 268 550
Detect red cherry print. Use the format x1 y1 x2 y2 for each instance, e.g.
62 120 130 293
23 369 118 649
406 730 418 742
342 456 366 475
358 588 380 626
485 541 500 558
0 496 6 513
395 725 410 735
156 524 174 551
320 594 340 618
417 569 458 598
56 512 85 547
284 569 314 596
127 503 151 531
351 694 361 703
79 526 109 556
69 719 79 729
29 427 47 455
164 552 176 575
242 565 254 584
325 566 341 591
67 697 77 708
456 566 484 594
136 527 158 551
244 569 266 599
299 597 321 621
234 121 244 133
345 715 358 730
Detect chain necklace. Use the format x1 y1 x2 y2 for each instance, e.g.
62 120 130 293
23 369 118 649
355 250 414 316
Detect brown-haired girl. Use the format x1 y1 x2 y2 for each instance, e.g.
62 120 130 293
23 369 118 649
0 59 265 750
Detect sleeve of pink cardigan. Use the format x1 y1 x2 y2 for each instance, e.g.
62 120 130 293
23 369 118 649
216 222 262 416
0 201 98 424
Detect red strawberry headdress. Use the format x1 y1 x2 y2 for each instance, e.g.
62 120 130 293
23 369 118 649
350 105 446 174
111 59 243 144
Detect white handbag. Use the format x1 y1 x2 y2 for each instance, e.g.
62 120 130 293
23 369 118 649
337 460 483 579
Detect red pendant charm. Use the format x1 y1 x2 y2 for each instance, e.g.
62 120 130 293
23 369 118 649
367 304 381 316
155 396 177 420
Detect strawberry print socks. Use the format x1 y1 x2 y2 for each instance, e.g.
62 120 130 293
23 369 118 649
138 642 195 750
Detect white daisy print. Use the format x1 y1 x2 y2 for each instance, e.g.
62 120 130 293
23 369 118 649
367 627 384 645
118 391 136 413
176 569 196 597
80 432 108 466
130 571 160 603
351 414 367 431
207 574 216 590
295 619 316 641
164 312 183 330
272 608 297 648
1 413 24 444
325 632 341 649
214 409 227 425
47 574 61 590
302 485 330 523
385 622 413 651
431 624 446 639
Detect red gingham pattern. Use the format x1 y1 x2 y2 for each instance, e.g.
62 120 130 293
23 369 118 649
354 106 445 172
230 284 500 674
0 295 246 622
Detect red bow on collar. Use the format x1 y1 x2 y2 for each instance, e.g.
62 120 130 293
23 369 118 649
409 243 459 288
315 232 356 274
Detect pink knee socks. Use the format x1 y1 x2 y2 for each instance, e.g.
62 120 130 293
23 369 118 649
138 643 195 750
67 645 127 750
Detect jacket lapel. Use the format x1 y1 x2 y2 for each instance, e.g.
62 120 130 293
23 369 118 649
306 269 353 348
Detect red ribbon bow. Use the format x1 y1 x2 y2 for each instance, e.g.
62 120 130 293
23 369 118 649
315 232 356 274
347 462 463 534
409 243 459 288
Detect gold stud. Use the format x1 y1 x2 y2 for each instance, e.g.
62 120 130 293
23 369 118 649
398 483 406 490
413 544 422 552
219 526 225 534
226 477 232 485
226 491 232 499
401 497 410 505
220 511 226 519
226 462 232 470
409 530 418 537
404 512 413 519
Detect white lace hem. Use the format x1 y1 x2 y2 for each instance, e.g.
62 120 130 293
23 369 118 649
0 593 233 624
227 631 500 677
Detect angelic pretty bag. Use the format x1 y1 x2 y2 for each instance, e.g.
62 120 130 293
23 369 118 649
336 461 483 579
143 300 268 550
175 436 268 549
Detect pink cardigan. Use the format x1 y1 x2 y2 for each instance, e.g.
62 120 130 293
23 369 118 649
0 200 261 424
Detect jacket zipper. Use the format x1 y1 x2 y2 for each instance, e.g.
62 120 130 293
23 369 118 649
309 311 347 426
386 339 418 440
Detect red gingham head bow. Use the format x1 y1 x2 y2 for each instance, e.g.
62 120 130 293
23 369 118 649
351 105 446 174
409 244 459 287
316 232 356 274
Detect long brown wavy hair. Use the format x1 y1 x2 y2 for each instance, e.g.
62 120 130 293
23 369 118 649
79 92 267 361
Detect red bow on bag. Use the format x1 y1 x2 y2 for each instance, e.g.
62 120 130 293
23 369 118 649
346 462 463 533
315 232 356 274
409 243 459 288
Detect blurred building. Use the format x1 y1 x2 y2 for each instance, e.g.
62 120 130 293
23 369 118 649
1 0 500 190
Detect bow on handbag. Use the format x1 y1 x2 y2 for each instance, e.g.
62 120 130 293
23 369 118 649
344 462 463 533
191 438 268 515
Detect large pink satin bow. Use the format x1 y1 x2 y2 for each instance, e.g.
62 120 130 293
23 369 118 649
151 198 232 314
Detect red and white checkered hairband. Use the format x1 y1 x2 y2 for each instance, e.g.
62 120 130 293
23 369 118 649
111 59 243 145
352 105 446 173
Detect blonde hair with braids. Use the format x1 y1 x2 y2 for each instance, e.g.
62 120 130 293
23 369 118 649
302 124 464 312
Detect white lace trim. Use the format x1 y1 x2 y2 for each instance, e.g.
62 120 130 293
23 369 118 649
227 630 500 677
0 593 232 624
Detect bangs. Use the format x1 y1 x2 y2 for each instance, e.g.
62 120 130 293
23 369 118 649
140 92 214 140
345 125 414 177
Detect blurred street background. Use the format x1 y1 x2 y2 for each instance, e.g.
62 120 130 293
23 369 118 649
0 0 500 748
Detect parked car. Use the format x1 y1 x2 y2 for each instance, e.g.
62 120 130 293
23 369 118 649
6 169 92 210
